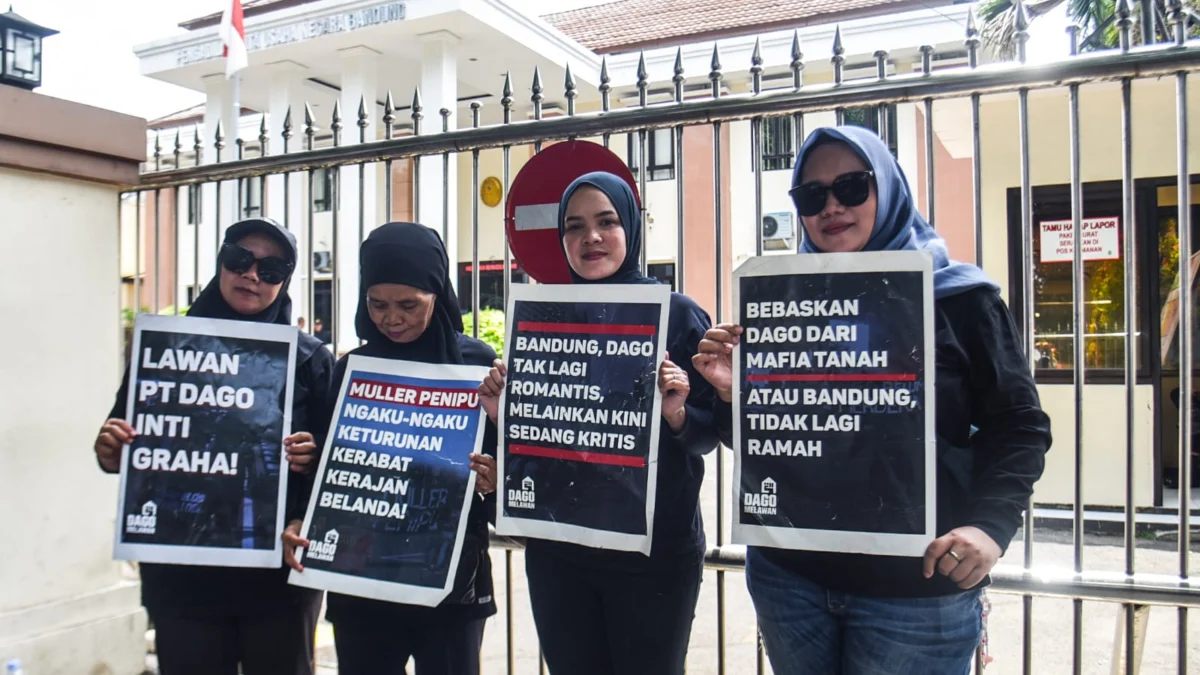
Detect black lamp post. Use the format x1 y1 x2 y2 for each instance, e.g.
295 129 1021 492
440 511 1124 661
0 7 57 91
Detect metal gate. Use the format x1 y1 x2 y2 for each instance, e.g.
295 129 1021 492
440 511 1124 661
123 3 1200 673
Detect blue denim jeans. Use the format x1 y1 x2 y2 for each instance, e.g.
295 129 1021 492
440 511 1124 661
746 548 982 675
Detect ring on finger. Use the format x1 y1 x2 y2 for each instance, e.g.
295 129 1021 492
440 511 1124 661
947 550 962 562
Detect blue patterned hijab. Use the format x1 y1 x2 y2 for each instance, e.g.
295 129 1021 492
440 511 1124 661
795 126 997 299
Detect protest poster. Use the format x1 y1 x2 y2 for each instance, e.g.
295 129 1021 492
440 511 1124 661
495 283 670 554
289 356 489 607
114 314 297 567
731 251 936 557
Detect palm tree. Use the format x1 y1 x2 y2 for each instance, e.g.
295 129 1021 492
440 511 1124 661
979 0 1199 58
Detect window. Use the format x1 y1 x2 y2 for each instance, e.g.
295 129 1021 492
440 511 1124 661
186 185 200 225
458 261 528 313
241 176 263 218
761 117 794 172
1006 182 1146 377
843 105 898 156
648 262 676 291
313 168 335 213
628 129 674 181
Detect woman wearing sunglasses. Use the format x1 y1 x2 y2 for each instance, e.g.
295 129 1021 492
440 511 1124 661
92 218 334 675
693 127 1052 675
284 222 499 675
478 172 720 675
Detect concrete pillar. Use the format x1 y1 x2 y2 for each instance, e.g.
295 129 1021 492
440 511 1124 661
201 74 240 287
265 60 311 326
0 86 147 674
418 31 459 287
334 46 380 354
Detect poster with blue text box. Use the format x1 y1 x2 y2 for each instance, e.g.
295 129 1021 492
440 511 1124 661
289 356 488 607
495 282 670 555
114 314 297 568
732 252 936 557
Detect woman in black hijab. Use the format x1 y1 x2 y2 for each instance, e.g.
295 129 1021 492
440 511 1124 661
478 172 721 675
284 222 498 675
92 217 334 675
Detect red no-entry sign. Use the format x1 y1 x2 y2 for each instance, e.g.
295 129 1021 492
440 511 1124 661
504 140 640 284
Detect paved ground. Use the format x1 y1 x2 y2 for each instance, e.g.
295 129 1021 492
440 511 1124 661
250 451 1200 674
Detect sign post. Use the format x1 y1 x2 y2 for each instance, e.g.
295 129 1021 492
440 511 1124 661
504 140 639 284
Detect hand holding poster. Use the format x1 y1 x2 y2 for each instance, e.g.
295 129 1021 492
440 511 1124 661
289 356 488 607
114 314 297 567
495 283 670 554
732 251 935 557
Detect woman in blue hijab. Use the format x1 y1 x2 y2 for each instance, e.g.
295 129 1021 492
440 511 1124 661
478 172 721 675
694 127 1052 674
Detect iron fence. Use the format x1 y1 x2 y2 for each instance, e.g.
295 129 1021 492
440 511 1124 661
121 2 1200 673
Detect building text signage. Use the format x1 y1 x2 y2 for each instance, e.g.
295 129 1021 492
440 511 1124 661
175 2 406 67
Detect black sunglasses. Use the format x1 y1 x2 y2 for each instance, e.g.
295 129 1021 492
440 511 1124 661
789 170 875 218
219 244 293 285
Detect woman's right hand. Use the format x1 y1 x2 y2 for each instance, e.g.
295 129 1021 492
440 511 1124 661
478 359 507 424
282 519 308 573
94 418 135 472
692 323 743 403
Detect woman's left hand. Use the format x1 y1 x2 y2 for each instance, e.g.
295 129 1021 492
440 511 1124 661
922 526 1002 589
284 432 319 474
470 453 497 495
658 354 690 433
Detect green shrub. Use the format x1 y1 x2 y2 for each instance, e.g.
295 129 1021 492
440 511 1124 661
462 308 506 358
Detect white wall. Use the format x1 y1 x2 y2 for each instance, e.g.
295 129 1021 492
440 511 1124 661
455 146 533 265
978 78 1200 507
0 167 145 672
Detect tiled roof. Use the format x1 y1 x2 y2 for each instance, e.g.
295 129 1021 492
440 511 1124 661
180 0 942 49
541 0 945 53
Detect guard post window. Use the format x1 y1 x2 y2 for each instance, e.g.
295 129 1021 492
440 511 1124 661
628 129 674 181
1005 182 1143 378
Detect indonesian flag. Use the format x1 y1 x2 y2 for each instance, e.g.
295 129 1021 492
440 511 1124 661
219 0 247 79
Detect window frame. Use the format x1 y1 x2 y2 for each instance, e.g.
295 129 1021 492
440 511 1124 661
760 116 795 173
628 128 675 182
312 168 335 213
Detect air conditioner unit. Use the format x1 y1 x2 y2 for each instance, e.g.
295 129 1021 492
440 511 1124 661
762 212 794 240
762 211 796 252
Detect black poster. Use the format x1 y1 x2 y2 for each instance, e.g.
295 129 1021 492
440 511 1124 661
495 283 670 554
114 315 297 567
732 252 935 557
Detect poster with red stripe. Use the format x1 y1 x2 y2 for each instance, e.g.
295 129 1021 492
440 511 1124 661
495 283 671 554
290 356 489 606
732 252 936 556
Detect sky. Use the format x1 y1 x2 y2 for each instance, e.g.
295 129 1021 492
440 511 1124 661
28 0 1069 122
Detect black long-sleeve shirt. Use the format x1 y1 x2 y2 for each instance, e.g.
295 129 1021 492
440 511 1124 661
321 333 500 623
714 286 1052 597
103 334 334 617
527 292 722 571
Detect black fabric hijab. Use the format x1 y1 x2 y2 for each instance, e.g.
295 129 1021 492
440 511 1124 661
558 171 659 286
354 222 465 365
188 218 297 325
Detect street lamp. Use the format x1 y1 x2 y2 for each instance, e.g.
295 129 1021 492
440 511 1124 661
0 7 57 91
